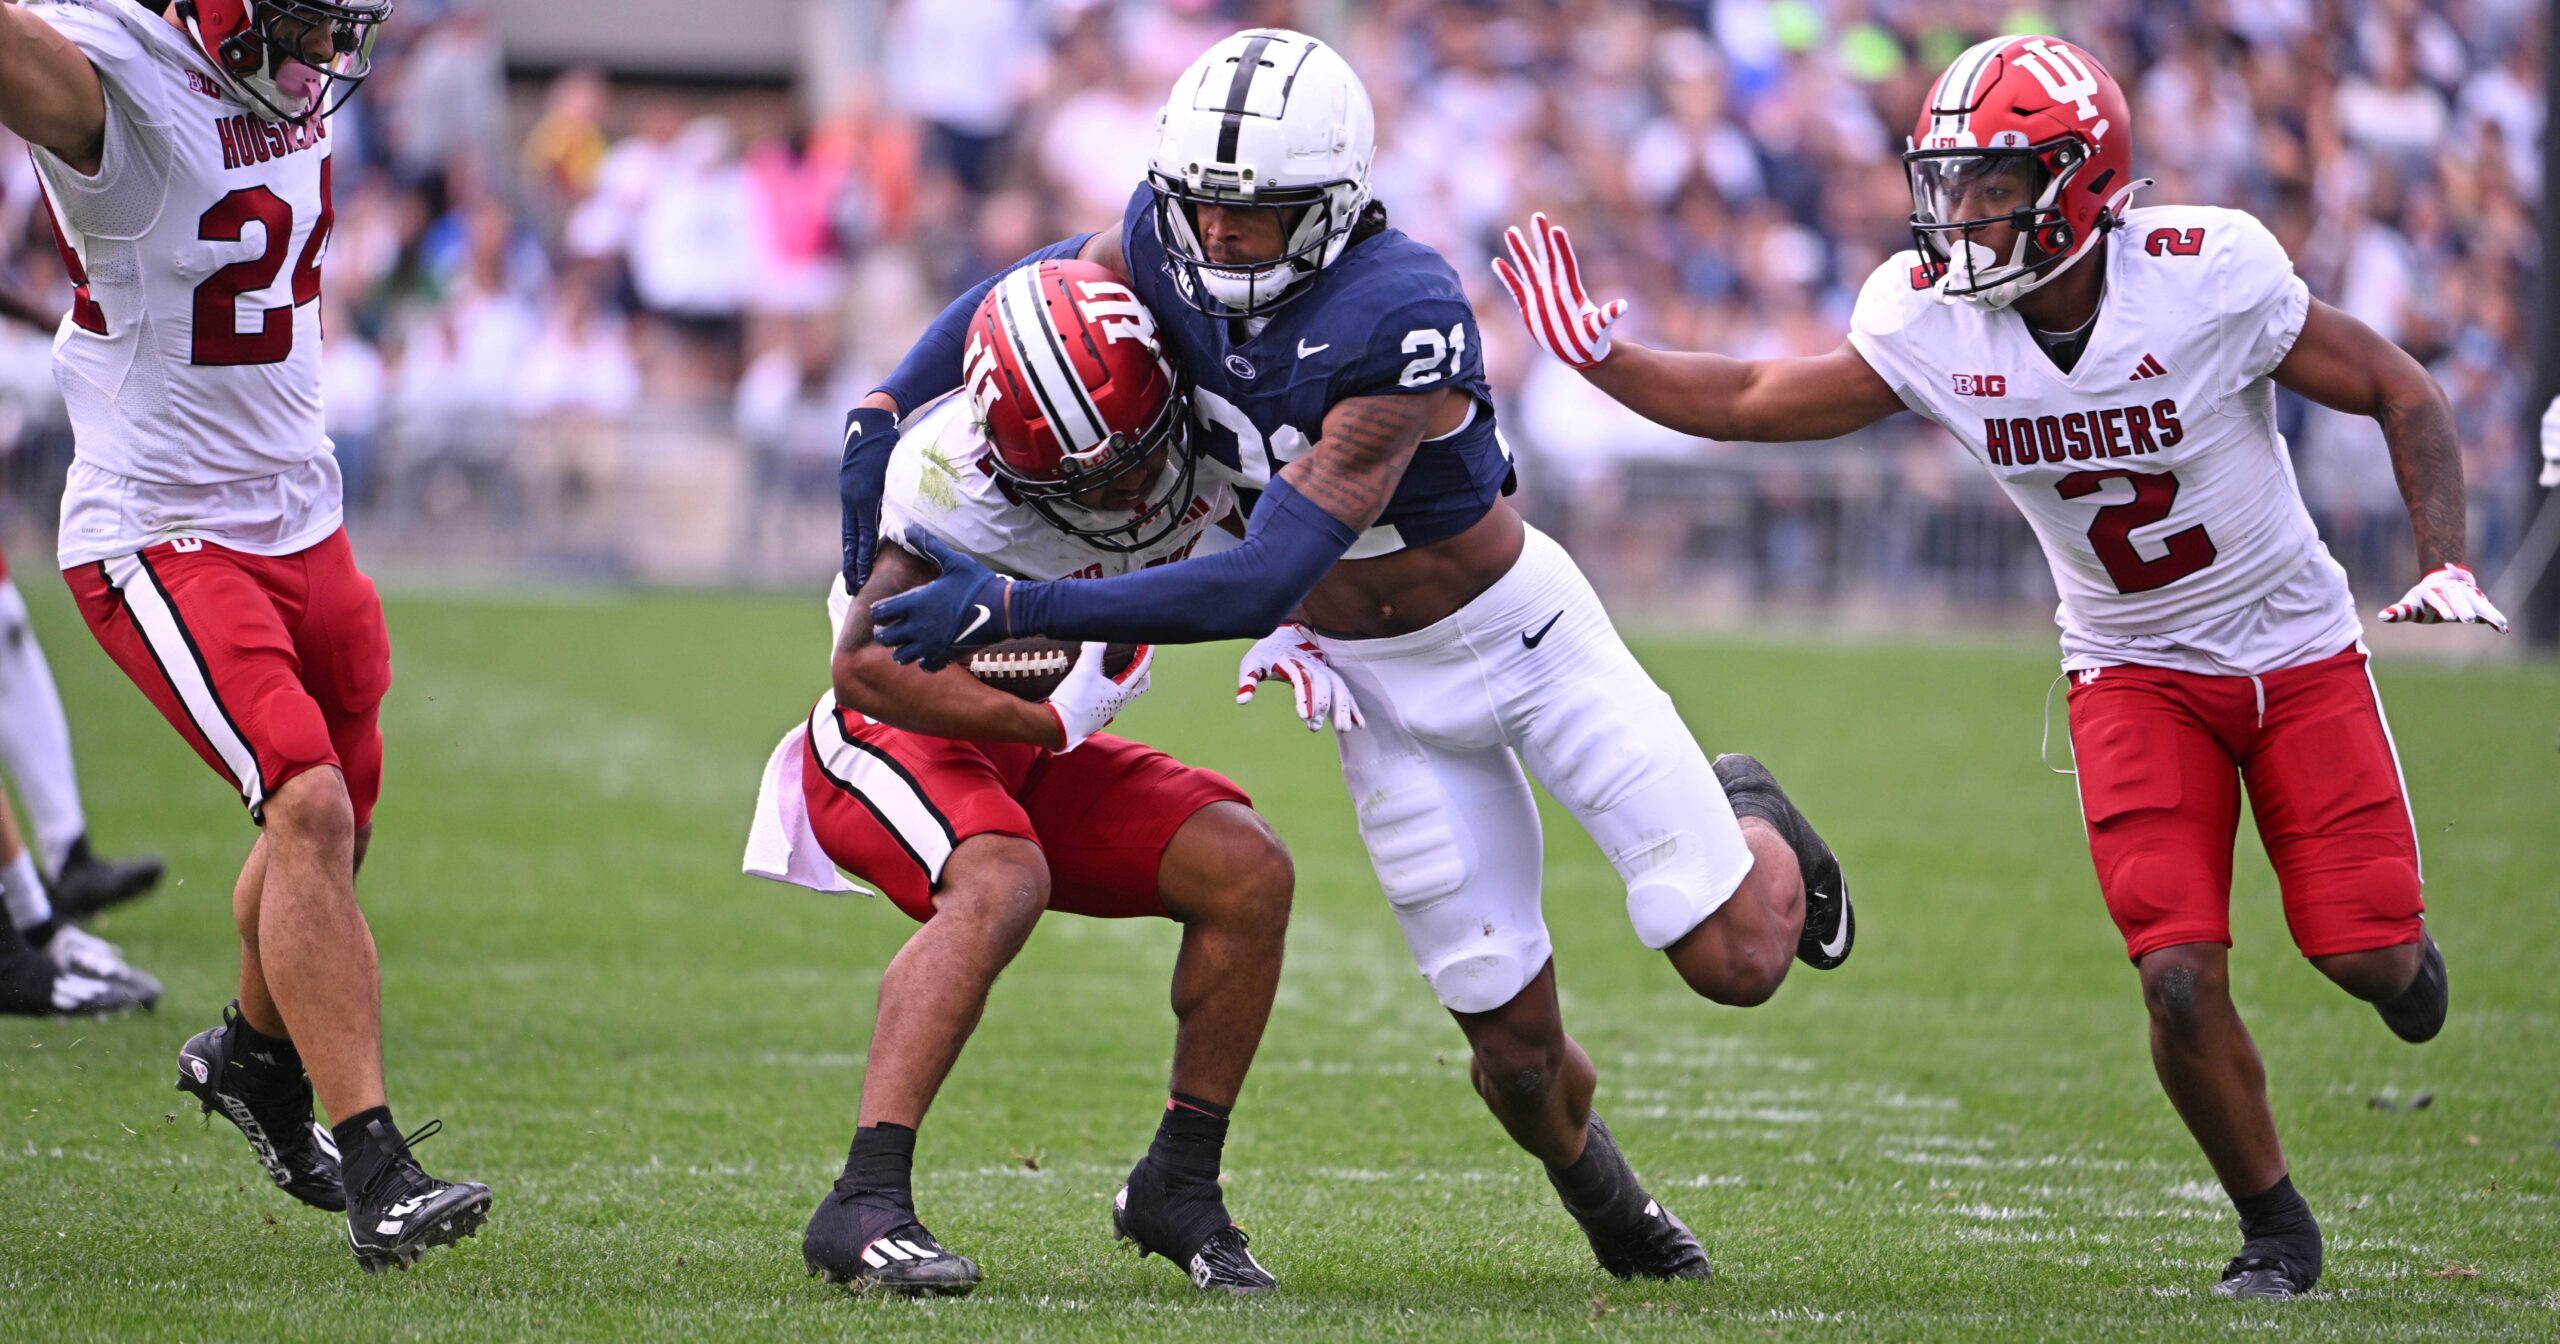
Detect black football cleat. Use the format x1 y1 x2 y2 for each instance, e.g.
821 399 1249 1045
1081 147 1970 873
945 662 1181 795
2214 1253 2315 1301
1112 1158 1275 1295
2374 933 2448 1044
38 922 162 1007
175 1002 347 1212
1548 1117 1711 1281
1713 753 1852 970
1 930 148 1019
1579 1195 1715 1281
803 1183 982 1296
343 1118 491 1273
45 835 165 923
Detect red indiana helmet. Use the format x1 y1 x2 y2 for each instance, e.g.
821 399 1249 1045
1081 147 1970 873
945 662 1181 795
177 0 392 125
962 259 1197 554
1904 34 2149 309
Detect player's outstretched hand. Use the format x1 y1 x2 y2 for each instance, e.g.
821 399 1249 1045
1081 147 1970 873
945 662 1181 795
839 406 901 588
872 533 1015 669
1236 623 1363 732
2538 394 2558 488
1049 642 1155 751
2379 564 2508 632
1492 211 1627 371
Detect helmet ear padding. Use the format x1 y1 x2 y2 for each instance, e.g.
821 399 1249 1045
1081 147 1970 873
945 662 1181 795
218 32 262 75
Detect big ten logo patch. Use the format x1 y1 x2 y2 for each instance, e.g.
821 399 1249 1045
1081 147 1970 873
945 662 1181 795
1952 373 2008 397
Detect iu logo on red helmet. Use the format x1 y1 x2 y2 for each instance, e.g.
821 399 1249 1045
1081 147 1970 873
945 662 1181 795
176 0 393 125
963 260 1199 554
1904 35 2151 309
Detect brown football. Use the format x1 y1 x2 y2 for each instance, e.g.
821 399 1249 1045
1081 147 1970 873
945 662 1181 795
963 639 1141 702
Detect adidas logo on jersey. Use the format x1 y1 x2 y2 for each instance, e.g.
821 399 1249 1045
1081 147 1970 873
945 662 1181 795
2128 353 2169 382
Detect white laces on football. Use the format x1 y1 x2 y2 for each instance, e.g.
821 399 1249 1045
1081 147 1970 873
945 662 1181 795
1047 642 1155 752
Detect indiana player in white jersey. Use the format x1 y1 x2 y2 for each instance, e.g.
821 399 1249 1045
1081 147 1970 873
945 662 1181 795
0 0 488 1269
755 260 1300 1296
1499 34 2505 1302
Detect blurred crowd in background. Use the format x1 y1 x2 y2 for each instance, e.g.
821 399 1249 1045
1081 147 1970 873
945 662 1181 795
0 0 2545 625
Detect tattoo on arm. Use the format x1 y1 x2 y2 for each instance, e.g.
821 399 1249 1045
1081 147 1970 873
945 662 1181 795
2379 391 2469 572
1284 391 1441 530
2274 299 2469 573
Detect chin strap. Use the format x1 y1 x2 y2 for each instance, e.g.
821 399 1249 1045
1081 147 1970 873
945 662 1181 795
1946 176 2154 311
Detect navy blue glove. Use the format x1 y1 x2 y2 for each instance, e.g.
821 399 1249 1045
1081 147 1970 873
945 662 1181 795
872 533 1016 669
838 406 901 589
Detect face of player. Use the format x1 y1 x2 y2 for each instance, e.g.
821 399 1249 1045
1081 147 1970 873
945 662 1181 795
275 16 338 69
1065 441 1174 516
1192 203 1292 268
1914 154 2039 264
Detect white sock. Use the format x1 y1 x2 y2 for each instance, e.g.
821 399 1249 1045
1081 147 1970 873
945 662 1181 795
1 844 50 932
0 579 88 873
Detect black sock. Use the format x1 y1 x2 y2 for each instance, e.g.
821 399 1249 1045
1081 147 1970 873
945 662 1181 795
1545 1115 1644 1222
2232 1173 2317 1240
1148 1093 1230 1185
2234 1173 2321 1268
331 1105 394 1164
230 1014 304 1085
840 1122 918 1210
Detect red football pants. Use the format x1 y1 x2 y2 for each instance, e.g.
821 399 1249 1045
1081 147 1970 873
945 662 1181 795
801 701 1248 923
68 529 390 826
2066 644 2423 961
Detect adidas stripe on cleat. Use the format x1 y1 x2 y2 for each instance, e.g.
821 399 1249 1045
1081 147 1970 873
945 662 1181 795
342 1118 492 1273
41 923 162 1007
1 932 149 1019
803 1185 983 1297
174 1002 346 1211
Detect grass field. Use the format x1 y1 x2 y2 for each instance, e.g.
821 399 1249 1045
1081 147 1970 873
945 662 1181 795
3 582 2555 1342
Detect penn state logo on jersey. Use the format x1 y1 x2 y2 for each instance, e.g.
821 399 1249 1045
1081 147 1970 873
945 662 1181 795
1120 184 1512 555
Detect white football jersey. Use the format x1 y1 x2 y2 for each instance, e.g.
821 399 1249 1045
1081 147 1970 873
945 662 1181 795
32 1 342 565
1851 205 2358 668
878 393 1234 582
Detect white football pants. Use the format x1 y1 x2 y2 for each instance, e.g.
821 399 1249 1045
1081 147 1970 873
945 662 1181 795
1318 526 1754 1014
0 579 86 874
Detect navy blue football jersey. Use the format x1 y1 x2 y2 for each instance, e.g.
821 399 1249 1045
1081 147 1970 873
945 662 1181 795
1120 184 1512 553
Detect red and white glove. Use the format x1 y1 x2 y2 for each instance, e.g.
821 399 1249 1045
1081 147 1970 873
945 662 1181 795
2379 564 2508 632
1046 642 1154 751
1236 623 1363 732
1492 211 1627 371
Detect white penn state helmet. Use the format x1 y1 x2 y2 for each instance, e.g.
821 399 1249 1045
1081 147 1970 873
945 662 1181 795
1148 28 1375 317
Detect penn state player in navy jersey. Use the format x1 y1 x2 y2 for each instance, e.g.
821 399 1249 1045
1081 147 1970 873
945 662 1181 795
1112 179 1515 556
838 28 1855 1280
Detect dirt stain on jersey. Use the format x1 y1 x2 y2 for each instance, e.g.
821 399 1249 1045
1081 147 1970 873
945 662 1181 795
917 446 962 513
